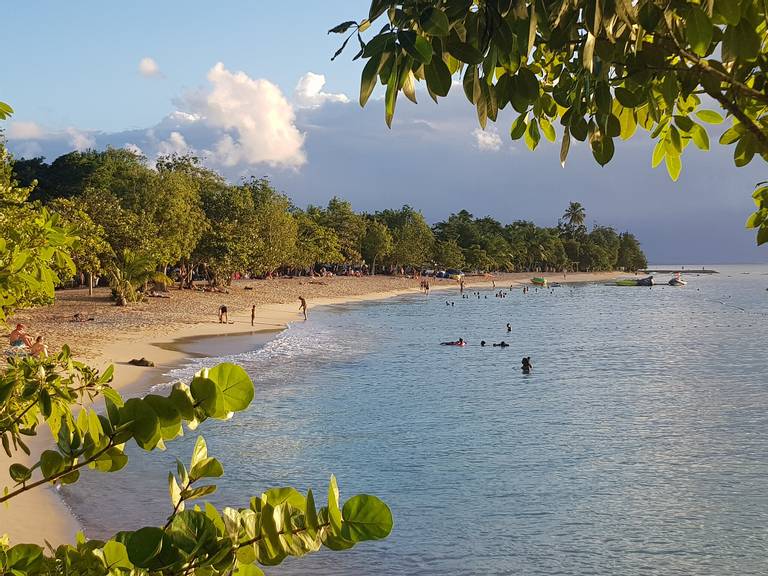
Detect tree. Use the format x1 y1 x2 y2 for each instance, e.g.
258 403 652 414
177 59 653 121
433 238 465 268
333 0 768 243
48 198 113 294
616 231 649 270
562 202 586 231
243 178 298 276
378 206 435 270
309 198 367 263
292 211 345 272
361 218 393 273
108 249 171 305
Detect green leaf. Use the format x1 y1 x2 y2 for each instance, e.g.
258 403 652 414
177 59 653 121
540 118 556 142
590 133 615 166
305 489 319 538
719 126 740 145
168 510 217 554
560 127 571 167
100 540 132 571
424 56 451 97
524 118 540 151
447 37 484 64
205 363 254 413
715 0 741 25
690 124 710 150
419 7 450 36
696 110 723 124
126 527 165 568
119 398 161 449
340 494 394 542
510 114 527 140
9 463 32 483
614 87 640 108
360 53 382 107
40 450 65 479
686 7 713 56
191 435 208 468
328 475 343 534
398 31 432 64
233 564 265 576
665 153 682 180
190 457 224 481
745 209 767 229
384 55 399 128
6 544 43 572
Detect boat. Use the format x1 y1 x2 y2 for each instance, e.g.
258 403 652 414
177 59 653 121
615 276 655 287
668 273 687 286
531 277 547 286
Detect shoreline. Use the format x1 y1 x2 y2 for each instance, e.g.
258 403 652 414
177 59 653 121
0 271 623 545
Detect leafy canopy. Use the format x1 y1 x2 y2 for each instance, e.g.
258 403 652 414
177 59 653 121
332 0 768 242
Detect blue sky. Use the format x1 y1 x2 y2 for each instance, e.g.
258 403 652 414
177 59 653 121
3 1 766 263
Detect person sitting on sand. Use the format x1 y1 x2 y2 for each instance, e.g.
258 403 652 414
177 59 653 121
522 357 533 373
29 335 48 358
9 324 33 348
298 296 308 320
218 305 228 323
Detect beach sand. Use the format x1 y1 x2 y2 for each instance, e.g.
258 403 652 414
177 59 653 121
0 271 623 545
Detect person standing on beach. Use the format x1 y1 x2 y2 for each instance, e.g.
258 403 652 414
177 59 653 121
218 305 228 323
251 305 255 327
299 296 308 320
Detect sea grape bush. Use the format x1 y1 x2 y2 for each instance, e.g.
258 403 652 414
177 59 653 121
0 355 393 575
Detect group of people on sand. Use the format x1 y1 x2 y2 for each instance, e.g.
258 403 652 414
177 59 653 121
419 279 431 293
219 296 309 325
8 324 48 357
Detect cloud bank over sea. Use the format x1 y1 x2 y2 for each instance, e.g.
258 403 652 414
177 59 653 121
5 63 765 263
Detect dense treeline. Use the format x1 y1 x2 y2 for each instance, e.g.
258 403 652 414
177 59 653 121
11 149 647 294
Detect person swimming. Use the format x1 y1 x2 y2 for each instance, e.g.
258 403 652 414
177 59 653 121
492 341 510 347
506 323 512 332
521 356 533 373
440 338 465 346
480 340 486 347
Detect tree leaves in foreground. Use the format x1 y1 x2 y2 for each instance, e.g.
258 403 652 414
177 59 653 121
331 0 768 244
0 354 393 574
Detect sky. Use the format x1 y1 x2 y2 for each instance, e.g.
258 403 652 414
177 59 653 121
2 1 765 264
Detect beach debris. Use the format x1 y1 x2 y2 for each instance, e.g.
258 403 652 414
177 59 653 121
128 357 155 367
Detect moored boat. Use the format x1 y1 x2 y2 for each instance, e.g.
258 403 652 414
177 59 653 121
615 276 655 286
531 277 547 286
668 273 687 286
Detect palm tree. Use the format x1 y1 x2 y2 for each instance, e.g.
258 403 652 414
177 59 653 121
109 249 171 305
562 202 586 228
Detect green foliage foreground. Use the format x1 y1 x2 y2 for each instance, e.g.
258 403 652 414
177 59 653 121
0 353 393 575
0 139 392 575
331 0 768 244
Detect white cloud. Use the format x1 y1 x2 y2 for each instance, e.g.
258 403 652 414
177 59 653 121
7 121 44 140
473 127 502 152
139 57 160 78
294 72 349 108
123 143 144 156
66 127 95 151
179 62 306 168
157 131 191 157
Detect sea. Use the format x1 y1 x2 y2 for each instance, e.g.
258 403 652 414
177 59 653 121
61 264 768 575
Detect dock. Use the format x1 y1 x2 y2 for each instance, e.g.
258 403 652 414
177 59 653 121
640 269 719 274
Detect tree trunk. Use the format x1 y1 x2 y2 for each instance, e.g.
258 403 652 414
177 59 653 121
371 255 377 276
88 272 93 296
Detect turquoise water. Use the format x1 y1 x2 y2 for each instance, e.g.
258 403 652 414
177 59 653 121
64 265 768 575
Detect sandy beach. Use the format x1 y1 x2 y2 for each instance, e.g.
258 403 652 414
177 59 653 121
0 271 622 546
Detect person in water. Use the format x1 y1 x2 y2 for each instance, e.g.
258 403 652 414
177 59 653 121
506 323 512 332
480 340 486 347
440 338 465 346
492 341 510 347
298 296 308 320
521 357 533 373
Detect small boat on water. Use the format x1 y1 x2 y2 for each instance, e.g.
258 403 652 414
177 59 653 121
615 276 655 287
531 277 547 286
668 273 687 286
